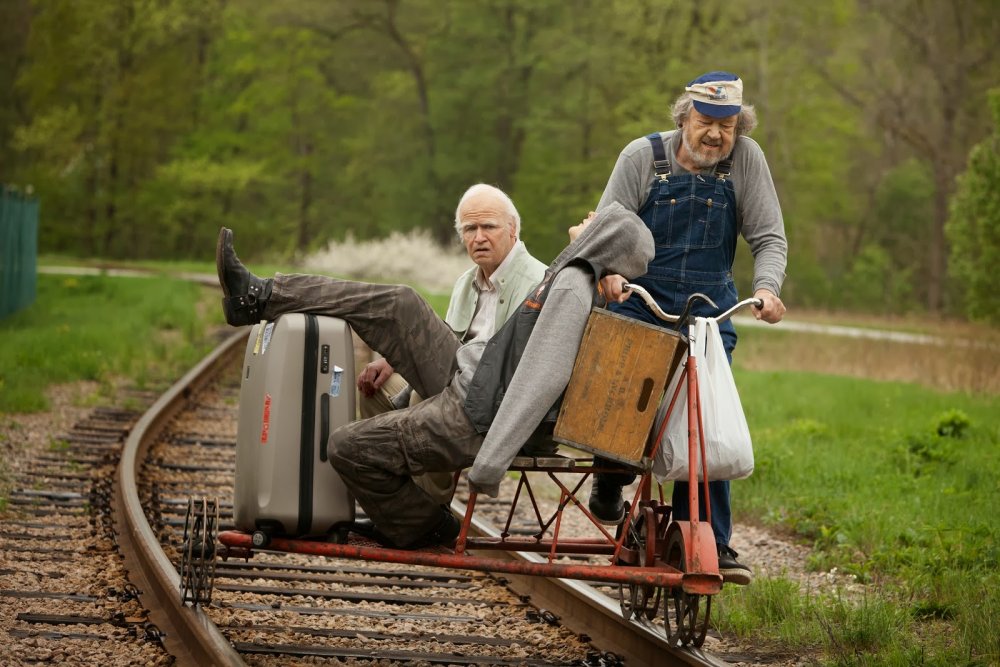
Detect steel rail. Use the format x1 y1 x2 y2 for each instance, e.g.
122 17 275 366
112 329 247 667
452 497 730 667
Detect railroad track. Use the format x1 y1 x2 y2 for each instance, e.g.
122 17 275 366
3 330 733 666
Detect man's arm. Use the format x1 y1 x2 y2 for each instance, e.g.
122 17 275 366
596 139 649 213
735 137 787 305
594 138 655 303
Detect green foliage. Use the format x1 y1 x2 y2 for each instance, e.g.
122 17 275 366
3 0 1000 314
946 88 1000 324
932 409 970 439
48 437 70 452
959 573 1000 664
715 576 810 638
821 596 913 664
840 244 915 315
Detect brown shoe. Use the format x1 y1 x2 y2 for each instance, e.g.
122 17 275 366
216 227 272 326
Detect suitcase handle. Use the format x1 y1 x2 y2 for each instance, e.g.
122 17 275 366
319 393 330 462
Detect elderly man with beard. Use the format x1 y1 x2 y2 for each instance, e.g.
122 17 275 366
587 71 789 586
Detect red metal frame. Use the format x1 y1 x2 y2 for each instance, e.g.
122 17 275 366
218 352 722 597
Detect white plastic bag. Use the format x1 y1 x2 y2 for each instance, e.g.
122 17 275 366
652 317 754 482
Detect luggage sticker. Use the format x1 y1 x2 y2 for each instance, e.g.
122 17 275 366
330 366 343 397
260 393 272 444
261 322 275 354
252 324 266 355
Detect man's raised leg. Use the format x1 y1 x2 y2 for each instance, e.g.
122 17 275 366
217 227 460 398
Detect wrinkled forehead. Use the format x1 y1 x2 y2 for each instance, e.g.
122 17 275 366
458 193 512 225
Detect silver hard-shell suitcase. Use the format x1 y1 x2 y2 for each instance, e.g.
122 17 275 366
234 313 356 539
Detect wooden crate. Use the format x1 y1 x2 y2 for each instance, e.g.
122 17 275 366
554 308 685 467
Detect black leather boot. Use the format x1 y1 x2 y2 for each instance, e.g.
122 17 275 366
717 545 753 585
216 227 272 326
587 475 626 526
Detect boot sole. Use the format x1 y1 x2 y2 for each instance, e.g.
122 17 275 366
590 508 626 526
720 567 753 586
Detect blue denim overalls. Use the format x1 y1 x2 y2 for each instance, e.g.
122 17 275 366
609 132 740 546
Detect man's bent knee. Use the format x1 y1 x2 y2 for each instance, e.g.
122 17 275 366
327 424 359 465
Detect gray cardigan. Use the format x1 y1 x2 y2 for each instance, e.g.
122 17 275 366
467 203 654 496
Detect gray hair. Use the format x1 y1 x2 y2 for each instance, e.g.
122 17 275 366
670 93 758 137
453 183 521 238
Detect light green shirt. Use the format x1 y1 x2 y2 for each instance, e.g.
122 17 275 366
445 241 546 341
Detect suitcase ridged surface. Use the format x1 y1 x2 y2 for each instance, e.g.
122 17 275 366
234 314 356 536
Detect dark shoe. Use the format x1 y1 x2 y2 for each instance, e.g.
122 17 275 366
404 508 461 550
718 545 753 585
216 227 272 326
588 477 626 526
349 509 460 551
348 519 400 548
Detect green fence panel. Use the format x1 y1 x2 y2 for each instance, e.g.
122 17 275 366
0 186 39 319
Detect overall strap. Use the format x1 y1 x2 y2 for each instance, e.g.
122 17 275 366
713 155 734 194
714 155 733 179
646 133 672 181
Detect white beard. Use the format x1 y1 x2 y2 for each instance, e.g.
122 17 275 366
681 132 726 170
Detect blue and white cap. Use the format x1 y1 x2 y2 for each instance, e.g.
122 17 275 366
685 71 743 118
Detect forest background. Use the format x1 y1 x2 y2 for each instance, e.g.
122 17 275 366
2 0 999 322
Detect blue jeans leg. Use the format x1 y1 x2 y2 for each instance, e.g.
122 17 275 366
671 479 732 547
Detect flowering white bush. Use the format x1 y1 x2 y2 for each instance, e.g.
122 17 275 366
301 229 473 294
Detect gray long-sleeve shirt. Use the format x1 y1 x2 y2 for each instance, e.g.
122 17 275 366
596 130 787 297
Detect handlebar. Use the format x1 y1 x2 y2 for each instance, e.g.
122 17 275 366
621 283 680 323
622 283 763 325
714 297 764 324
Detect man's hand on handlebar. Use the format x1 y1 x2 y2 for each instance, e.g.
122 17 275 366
600 273 633 303
752 288 786 323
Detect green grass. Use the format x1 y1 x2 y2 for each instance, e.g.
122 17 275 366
0 273 223 413
716 368 1000 664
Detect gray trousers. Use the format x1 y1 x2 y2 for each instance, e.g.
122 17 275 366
359 373 459 506
266 274 483 545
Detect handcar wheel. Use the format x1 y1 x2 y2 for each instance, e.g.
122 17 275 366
615 504 640 620
615 503 662 621
634 506 662 620
663 527 711 647
179 497 219 606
